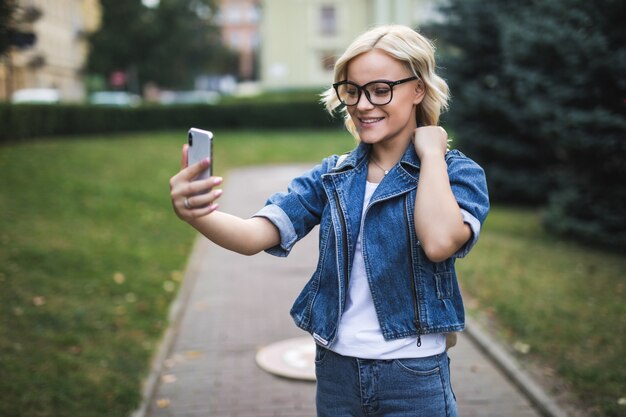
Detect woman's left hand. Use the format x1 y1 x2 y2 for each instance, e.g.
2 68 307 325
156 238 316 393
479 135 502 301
413 126 448 160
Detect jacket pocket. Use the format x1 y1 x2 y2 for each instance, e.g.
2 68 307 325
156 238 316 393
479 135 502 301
435 271 454 299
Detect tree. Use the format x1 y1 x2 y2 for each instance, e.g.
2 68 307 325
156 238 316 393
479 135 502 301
430 0 626 250
520 0 626 251
139 0 237 88
1 1 39 54
87 0 236 91
86 0 148 90
427 0 555 205
2 1 40 99
0 0 17 56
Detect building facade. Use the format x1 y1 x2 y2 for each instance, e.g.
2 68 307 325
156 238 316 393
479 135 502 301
0 0 101 102
259 0 443 90
1 0 443 101
217 0 262 81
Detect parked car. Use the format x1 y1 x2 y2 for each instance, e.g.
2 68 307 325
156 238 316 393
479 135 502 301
11 88 60 104
158 90 220 105
89 91 141 107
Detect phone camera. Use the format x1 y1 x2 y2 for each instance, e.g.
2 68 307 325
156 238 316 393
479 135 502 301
188 132 193 146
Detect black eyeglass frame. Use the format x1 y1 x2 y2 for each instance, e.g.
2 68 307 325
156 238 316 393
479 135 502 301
333 76 419 106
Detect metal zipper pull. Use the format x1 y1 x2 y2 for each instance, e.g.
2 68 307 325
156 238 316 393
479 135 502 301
414 319 422 347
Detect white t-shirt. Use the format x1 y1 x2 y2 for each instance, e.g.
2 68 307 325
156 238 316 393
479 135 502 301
331 181 446 359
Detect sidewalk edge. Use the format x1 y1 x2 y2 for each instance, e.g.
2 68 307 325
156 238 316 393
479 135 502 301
131 235 206 417
464 316 569 417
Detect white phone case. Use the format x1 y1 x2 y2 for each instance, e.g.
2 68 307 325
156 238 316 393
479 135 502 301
187 127 213 180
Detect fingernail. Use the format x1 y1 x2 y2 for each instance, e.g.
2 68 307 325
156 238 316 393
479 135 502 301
213 177 223 185
204 157 211 164
215 189 223 197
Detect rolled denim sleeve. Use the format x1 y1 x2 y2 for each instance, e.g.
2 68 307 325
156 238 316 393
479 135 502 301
446 151 490 258
254 204 298 257
253 157 334 257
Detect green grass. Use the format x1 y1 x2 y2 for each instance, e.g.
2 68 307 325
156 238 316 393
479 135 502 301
1 130 623 416
458 207 626 417
0 129 354 417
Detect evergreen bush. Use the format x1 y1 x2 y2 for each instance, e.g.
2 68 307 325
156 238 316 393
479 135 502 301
428 0 554 205
0 101 340 142
503 0 626 250
429 0 626 250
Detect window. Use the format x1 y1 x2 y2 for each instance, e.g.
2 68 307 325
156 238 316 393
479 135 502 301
320 6 337 36
229 31 242 49
225 5 243 24
247 3 261 23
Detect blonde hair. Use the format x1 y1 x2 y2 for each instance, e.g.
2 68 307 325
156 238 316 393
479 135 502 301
321 25 449 139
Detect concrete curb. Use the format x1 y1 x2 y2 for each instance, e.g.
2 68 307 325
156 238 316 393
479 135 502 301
131 235 205 417
464 316 569 417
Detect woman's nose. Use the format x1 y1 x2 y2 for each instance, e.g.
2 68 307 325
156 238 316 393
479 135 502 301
356 91 374 110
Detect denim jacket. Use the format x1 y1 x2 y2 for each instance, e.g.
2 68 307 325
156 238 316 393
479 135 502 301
254 142 489 347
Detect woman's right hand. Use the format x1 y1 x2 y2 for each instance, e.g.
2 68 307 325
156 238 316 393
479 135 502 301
169 144 223 222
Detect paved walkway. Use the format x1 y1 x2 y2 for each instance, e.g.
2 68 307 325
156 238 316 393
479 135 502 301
142 165 558 417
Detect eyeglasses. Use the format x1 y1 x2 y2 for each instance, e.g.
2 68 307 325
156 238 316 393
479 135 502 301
333 76 419 106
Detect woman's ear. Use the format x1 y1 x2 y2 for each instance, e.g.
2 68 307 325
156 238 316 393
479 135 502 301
413 80 426 105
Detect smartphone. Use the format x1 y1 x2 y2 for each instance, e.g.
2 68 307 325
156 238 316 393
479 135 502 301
187 127 213 181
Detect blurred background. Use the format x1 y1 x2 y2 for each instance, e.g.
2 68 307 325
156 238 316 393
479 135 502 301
0 0 445 104
0 1 624 417
1 0 623 239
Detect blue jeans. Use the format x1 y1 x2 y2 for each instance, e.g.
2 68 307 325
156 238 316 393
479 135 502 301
315 347 458 417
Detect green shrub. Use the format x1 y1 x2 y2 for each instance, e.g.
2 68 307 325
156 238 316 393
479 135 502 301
429 0 555 205
430 0 626 251
500 0 626 251
0 100 340 142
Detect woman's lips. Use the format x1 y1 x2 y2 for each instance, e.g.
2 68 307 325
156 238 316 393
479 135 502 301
359 117 384 126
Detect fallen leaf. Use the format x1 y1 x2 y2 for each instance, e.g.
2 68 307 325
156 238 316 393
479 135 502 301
513 341 531 354
618 397 626 406
161 374 177 383
156 398 170 408
32 296 46 306
185 350 203 359
163 280 175 292
113 272 125 284
68 345 82 355
195 301 208 311
171 270 183 282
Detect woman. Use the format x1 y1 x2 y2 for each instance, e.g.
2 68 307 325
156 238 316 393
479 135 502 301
170 24 489 417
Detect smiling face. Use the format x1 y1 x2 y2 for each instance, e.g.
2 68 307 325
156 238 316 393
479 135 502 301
345 49 424 147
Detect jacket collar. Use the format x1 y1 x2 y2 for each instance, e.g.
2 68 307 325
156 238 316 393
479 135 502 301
333 141 422 178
